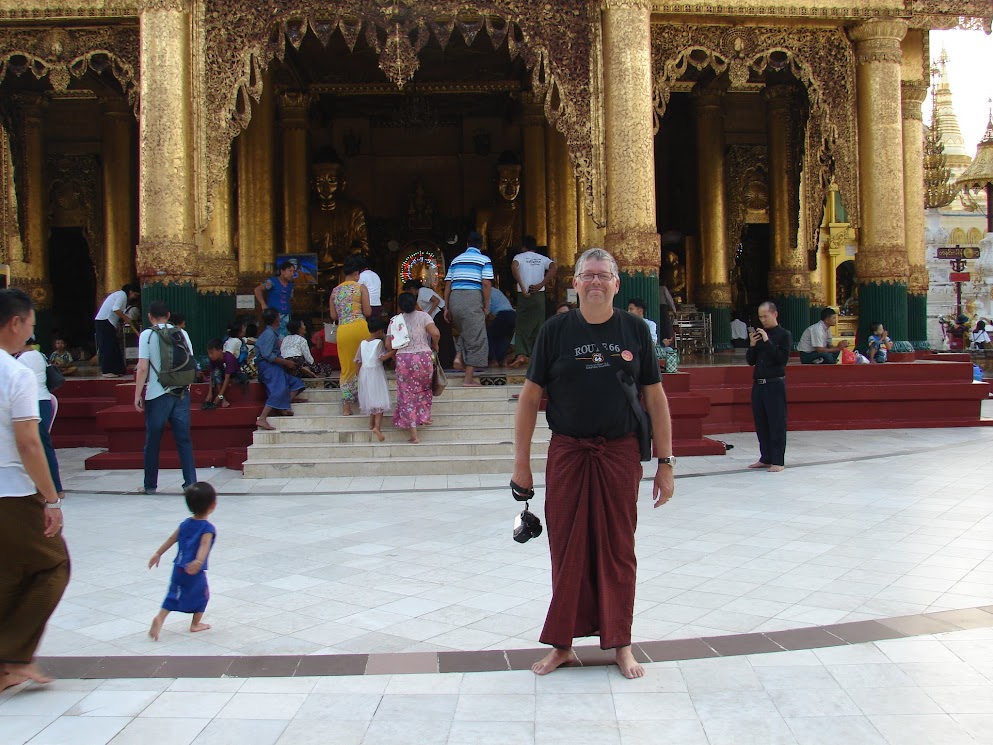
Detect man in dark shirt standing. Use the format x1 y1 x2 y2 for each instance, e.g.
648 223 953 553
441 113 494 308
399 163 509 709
746 301 792 472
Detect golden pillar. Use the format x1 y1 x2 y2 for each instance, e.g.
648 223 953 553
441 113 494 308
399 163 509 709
100 97 135 296
545 127 578 272
602 0 661 319
278 90 310 254
9 94 52 314
764 84 809 339
692 86 732 349
902 80 929 347
237 76 276 290
522 96 548 247
849 19 910 341
200 157 237 294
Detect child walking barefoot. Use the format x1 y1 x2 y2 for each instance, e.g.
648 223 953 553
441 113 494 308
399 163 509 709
356 317 393 442
148 482 218 641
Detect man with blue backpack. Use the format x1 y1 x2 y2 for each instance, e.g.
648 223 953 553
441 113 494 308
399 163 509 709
133 300 197 495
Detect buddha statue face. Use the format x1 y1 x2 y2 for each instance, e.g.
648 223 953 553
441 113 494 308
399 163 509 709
312 163 344 207
496 164 521 203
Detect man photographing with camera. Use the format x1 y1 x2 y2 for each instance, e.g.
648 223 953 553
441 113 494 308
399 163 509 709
512 248 675 680
746 301 792 472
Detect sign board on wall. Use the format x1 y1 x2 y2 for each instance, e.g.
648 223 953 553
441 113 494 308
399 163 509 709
937 246 981 260
236 294 256 310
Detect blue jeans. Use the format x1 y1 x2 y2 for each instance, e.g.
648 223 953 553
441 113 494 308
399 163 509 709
38 399 63 493
143 389 197 491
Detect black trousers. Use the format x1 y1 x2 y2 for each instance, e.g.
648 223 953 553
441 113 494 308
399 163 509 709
488 310 517 364
95 319 125 375
751 379 787 466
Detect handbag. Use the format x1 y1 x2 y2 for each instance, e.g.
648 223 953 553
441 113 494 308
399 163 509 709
388 314 411 349
45 363 66 392
431 352 448 396
324 322 338 343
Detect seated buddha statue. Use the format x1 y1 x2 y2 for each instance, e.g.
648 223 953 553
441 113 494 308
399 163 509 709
309 157 369 285
475 153 523 292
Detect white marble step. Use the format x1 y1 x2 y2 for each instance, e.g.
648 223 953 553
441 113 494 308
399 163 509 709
245 438 548 460
260 412 520 429
242 453 545 479
290 398 519 414
300 384 523 400
253 425 550 445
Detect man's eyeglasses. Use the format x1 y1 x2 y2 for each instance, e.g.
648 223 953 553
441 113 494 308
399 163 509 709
575 272 615 283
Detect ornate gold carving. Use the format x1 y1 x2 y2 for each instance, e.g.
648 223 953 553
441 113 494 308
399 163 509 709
651 23 859 248
605 228 660 275
908 263 929 294
202 2 597 230
136 240 198 283
237 270 268 295
0 25 140 109
901 80 927 121
10 277 53 310
602 0 652 10
808 280 826 307
276 90 311 129
139 0 190 10
767 268 810 297
726 145 768 262
855 242 909 284
197 257 239 293
0 116 17 268
696 282 732 307
46 154 106 295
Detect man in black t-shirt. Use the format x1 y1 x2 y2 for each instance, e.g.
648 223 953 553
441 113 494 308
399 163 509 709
513 248 675 680
745 301 792 471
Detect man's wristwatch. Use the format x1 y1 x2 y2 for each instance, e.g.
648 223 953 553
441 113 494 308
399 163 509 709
217 395 224 401
45 498 63 509
658 456 676 468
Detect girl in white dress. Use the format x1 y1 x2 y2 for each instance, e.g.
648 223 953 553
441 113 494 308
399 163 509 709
356 317 393 441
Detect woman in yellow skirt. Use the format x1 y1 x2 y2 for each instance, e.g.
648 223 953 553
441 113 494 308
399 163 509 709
328 256 372 415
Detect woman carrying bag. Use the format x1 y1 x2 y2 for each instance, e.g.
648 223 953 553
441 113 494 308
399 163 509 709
388 292 440 443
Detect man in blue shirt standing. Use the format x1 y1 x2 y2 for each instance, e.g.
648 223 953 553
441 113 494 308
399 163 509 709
444 232 493 387
254 261 295 338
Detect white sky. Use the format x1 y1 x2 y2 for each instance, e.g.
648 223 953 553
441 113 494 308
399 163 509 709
925 29 993 153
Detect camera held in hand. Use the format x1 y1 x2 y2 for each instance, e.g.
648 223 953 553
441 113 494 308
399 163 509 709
514 505 543 544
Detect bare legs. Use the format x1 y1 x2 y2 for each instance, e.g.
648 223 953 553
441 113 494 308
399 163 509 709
462 365 481 387
1 663 51 691
531 645 644 679
149 609 210 641
369 412 385 441
256 405 276 430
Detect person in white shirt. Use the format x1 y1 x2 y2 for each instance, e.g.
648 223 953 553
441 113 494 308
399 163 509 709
797 307 849 364
0 288 68 691
730 316 749 348
356 256 383 318
94 283 140 377
133 300 197 495
17 339 63 502
510 236 556 367
971 320 992 349
627 298 658 343
280 319 317 377
403 278 454 369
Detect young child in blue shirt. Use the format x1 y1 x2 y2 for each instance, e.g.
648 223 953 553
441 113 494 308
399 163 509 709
148 482 217 640
867 321 893 363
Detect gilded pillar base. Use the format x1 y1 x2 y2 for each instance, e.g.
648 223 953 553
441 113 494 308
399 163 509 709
768 269 810 345
10 276 54 343
907 292 929 350
697 283 732 351
607 229 661 327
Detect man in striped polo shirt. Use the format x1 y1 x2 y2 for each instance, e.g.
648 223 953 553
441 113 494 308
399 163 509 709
443 231 493 387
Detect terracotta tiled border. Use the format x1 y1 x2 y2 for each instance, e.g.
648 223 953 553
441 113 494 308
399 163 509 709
36 606 993 680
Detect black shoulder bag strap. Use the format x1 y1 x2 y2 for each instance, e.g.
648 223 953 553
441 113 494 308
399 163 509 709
579 311 652 461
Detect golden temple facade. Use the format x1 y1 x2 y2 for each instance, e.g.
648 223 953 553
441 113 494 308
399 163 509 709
0 0 990 352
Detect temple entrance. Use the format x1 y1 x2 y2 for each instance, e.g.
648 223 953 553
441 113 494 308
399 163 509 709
733 224 771 323
48 227 97 351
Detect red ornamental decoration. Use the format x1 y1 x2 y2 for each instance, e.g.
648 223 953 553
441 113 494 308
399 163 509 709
400 250 439 282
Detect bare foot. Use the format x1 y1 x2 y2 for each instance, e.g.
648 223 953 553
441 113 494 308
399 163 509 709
531 648 575 676
0 672 29 692
220 400 230 408
767 465 785 472
256 418 275 430
463 381 482 387
373 428 385 442
453 355 465 371
615 646 645 679
148 616 165 641
342 405 353 416
190 622 211 633
293 397 309 404
747 461 768 469
408 432 420 444
422 420 433 426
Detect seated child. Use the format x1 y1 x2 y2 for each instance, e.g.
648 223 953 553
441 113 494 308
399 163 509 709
280 319 317 378
867 321 894 363
203 338 248 409
223 320 246 366
48 335 77 376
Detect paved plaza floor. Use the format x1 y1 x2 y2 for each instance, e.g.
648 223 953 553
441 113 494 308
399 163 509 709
5 408 993 744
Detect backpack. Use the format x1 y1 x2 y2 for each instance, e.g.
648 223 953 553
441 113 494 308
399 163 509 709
149 326 196 388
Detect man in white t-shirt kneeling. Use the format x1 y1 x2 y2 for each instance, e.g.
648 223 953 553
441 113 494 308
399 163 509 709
0 288 68 690
510 236 556 367
133 300 197 494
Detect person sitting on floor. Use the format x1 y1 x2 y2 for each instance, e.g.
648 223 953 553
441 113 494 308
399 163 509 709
797 307 849 364
867 321 894 363
48 334 77 376
280 319 317 378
